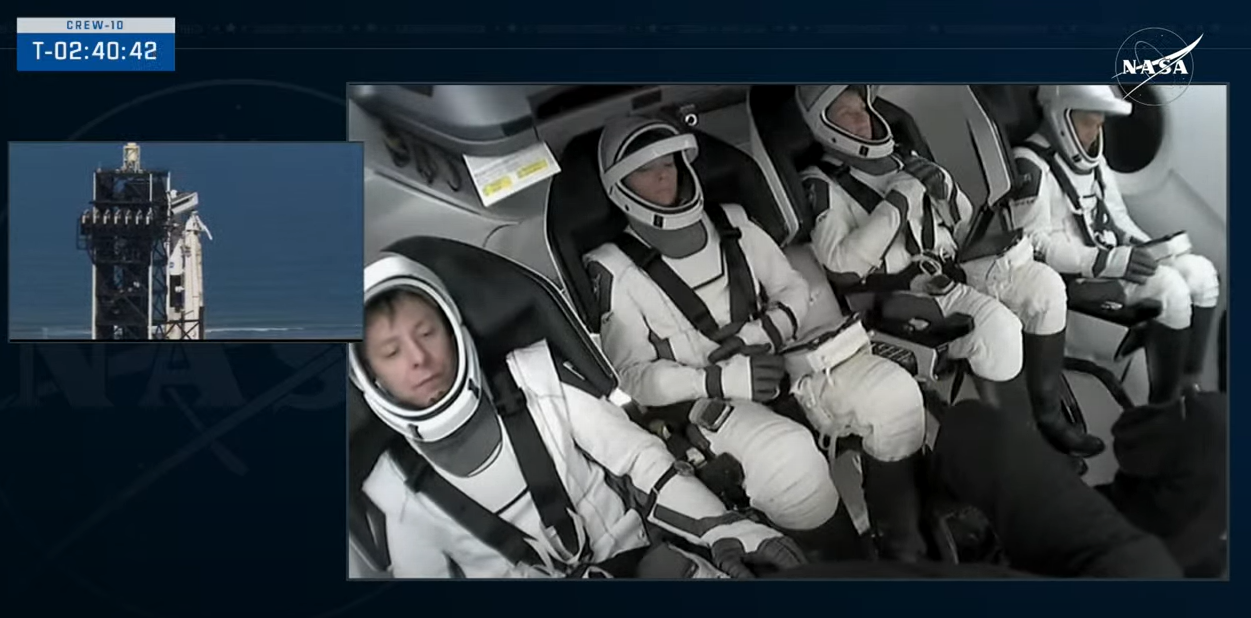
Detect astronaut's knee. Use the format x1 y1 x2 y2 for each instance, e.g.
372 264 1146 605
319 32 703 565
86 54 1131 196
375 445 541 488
968 304 1024 381
858 363 927 461
1018 263 1068 335
737 419 840 530
1174 254 1221 308
1146 266 1193 329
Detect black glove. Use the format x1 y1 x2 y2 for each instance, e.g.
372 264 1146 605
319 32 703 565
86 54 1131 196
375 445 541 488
710 353 786 402
711 535 808 579
901 155 952 202
1124 246 1160 285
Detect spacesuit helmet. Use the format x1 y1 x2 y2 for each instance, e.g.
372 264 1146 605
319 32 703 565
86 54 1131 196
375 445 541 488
1037 85 1132 173
796 85 895 161
349 253 498 474
598 115 704 231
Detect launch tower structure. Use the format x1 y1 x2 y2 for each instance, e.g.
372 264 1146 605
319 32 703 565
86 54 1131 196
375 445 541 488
78 143 211 340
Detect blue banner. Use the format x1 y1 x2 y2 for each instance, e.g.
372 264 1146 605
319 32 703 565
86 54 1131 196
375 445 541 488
16 33 175 72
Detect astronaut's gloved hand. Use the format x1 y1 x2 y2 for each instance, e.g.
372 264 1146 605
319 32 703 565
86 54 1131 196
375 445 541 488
1102 246 1158 284
1124 246 1160 284
706 519 808 579
708 335 772 363
900 155 952 201
708 353 785 402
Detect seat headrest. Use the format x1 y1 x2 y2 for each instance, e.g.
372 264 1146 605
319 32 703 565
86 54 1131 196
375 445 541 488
378 235 618 397
546 128 627 332
748 86 824 244
972 85 1042 148
690 131 789 245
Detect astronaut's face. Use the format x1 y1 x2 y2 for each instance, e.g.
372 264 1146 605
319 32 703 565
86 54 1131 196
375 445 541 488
364 290 457 409
1071 110 1105 154
624 154 679 207
827 90 874 140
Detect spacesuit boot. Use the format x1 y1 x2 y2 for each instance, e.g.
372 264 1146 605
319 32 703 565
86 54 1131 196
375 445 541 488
973 370 1088 476
1024 330 1105 458
1182 306 1217 394
861 452 927 563
779 501 869 562
1145 322 1191 404
970 371 1033 429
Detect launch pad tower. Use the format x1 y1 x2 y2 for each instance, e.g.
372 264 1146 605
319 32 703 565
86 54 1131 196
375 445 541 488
78 143 211 340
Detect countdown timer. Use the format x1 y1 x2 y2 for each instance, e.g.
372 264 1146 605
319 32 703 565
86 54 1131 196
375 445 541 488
16 17 175 72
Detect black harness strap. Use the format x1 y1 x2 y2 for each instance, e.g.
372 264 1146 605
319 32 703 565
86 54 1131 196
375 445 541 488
816 159 937 256
492 369 585 561
381 368 590 574
704 203 758 326
615 203 759 340
388 436 548 569
1018 142 1125 249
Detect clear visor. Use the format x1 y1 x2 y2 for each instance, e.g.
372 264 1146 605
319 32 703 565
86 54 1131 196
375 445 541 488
356 280 467 416
1066 110 1105 158
603 131 700 211
822 85 891 144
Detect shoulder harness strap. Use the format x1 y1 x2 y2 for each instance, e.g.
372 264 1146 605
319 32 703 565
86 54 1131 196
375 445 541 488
384 365 592 574
815 159 936 256
1017 142 1125 248
615 203 759 339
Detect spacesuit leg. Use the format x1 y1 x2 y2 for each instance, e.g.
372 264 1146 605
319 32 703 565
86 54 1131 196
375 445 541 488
1123 265 1192 403
1169 254 1221 388
970 259 1104 457
792 351 928 561
931 284 1033 424
688 400 841 533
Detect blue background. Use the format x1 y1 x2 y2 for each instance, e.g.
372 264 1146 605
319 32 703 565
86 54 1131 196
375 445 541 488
8 142 364 340
0 2 1237 618
16 34 176 72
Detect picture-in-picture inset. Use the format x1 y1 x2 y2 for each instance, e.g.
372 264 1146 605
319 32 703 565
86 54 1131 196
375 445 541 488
9 141 365 342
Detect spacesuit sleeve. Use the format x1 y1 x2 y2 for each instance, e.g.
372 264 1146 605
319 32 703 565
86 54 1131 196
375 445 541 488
805 173 905 278
738 219 809 346
363 460 456 578
588 259 710 407
1099 161 1152 244
564 386 751 547
1011 151 1129 278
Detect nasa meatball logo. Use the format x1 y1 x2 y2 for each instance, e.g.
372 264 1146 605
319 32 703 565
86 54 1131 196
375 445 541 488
1113 27 1202 106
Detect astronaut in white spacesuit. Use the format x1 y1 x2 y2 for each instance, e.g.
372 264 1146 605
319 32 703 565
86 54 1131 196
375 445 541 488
347 252 806 578
584 116 930 562
1012 85 1221 404
795 85 1105 463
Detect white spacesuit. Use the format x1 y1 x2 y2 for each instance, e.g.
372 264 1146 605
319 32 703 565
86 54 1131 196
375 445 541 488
585 116 929 561
347 252 805 578
1011 84 1220 404
795 84 1104 461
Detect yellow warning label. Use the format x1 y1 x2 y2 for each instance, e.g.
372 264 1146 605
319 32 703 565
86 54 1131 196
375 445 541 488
484 177 513 196
517 160 549 179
